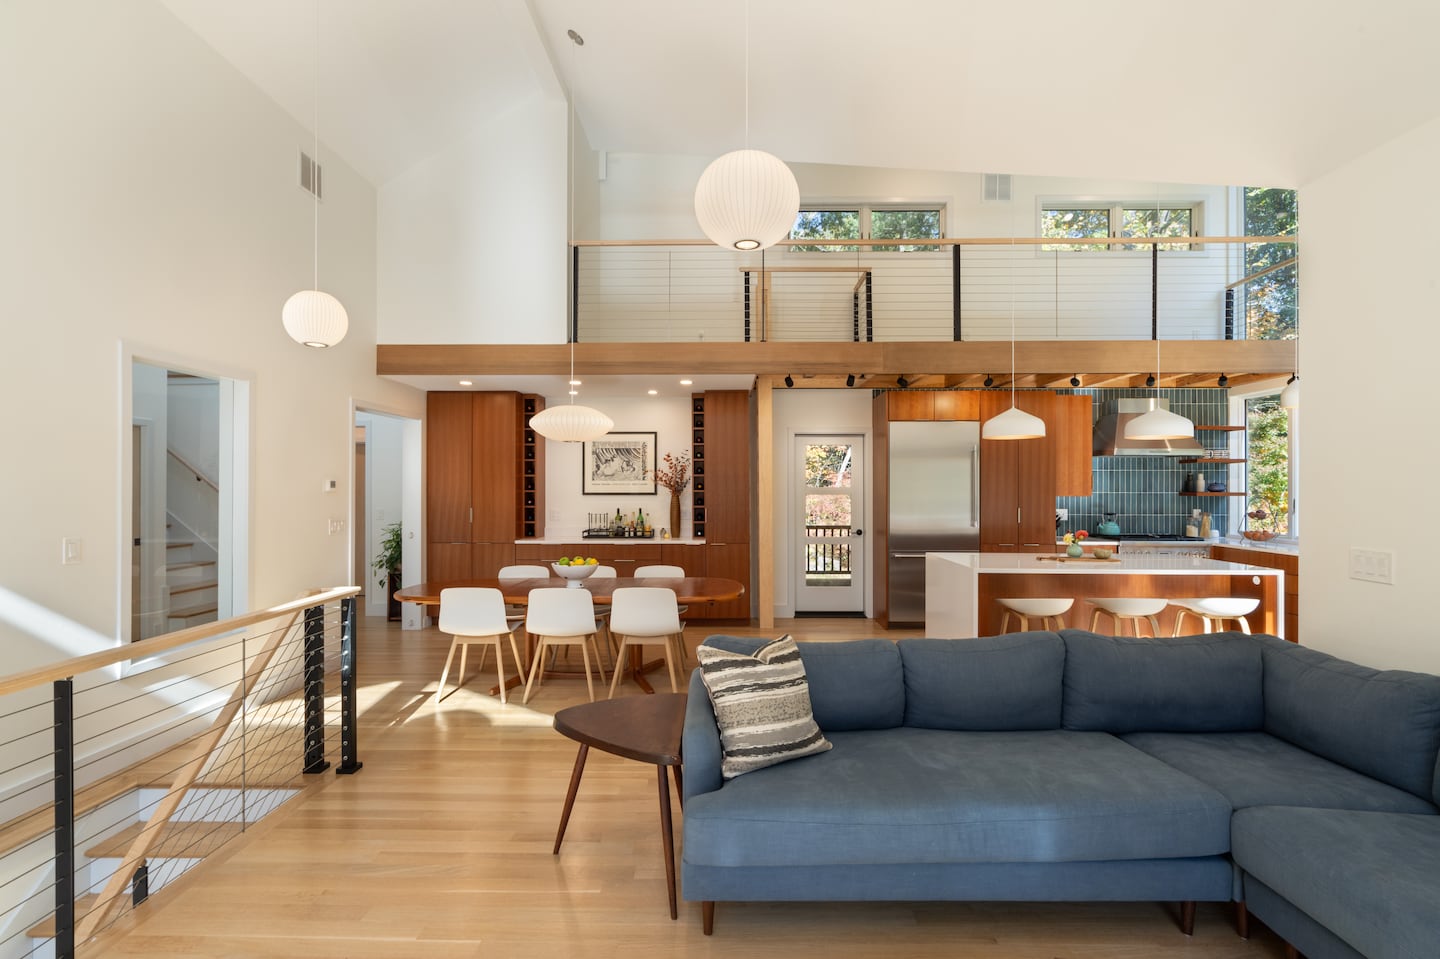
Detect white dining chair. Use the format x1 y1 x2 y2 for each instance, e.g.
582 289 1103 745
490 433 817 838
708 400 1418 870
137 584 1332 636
634 564 691 630
588 565 617 661
436 588 525 705
607 588 685 697
498 564 549 626
523 588 607 703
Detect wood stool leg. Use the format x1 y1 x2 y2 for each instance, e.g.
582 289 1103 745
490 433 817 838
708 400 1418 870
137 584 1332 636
1147 615 1162 638
657 763 677 920
1172 609 1188 637
552 742 589 855
1000 610 1013 634
1090 609 1103 632
1237 615 1252 634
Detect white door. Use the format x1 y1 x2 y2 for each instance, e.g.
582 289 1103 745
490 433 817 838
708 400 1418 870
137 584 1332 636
793 436 865 613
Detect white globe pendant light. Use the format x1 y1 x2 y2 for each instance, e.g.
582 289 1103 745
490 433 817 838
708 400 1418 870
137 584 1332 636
1125 337 1194 440
283 0 348 349
694 149 800 251
282 290 348 348
982 239 1046 440
693 1 799 252
529 402 613 444
1280 375 1299 409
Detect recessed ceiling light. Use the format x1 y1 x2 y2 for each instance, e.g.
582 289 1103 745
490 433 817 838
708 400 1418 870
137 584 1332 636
679 379 693 386
569 379 582 386
647 389 658 396
458 379 472 386
568 390 578 396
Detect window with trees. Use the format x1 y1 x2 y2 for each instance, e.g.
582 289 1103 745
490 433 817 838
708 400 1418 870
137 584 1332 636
1242 187 1297 340
790 204 944 252
1244 395 1291 536
1040 203 1195 251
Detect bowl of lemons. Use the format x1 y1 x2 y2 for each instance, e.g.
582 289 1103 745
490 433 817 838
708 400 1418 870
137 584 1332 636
553 556 600 587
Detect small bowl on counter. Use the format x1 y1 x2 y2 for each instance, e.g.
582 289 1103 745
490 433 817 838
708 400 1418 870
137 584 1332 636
1091 548 1114 559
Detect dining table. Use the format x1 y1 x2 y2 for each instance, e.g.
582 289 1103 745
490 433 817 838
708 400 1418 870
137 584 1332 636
393 576 745 694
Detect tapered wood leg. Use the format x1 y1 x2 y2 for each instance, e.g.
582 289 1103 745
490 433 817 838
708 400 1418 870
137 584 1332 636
1172 609 1188 636
457 643 469 691
493 640 507 704
1234 899 1250 939
507 632 525 690
474 643 489 674
672 764 684 809
608 642 629 697
1237 615 1252 634
435 640 459 702
551 743 588 855
1147 615 1162 638
1090 609 1103 632
702 900 715 935
1283 945 1300 959
1179 900 1196 936
657 764 677 919
664 635 680 692
589 634 606 683
522 639 545 703
580 641 596 702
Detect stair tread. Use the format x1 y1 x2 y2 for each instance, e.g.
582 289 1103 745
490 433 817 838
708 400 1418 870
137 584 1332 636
84 820 246 859
169 579 218 596
164 541 194 549
166 560 216 572
27 894 100 939
168 603 217 619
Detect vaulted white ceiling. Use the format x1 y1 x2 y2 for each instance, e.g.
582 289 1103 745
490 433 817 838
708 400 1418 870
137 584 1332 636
162 0 1440 189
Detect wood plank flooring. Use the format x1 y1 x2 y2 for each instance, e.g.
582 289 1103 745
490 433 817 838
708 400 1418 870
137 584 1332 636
90 618 1290 958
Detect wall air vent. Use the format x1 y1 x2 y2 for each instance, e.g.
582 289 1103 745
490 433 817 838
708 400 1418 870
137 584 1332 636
983 173 1012 203
299 150 323 199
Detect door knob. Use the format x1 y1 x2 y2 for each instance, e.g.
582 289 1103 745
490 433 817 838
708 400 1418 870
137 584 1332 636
853 529 864 536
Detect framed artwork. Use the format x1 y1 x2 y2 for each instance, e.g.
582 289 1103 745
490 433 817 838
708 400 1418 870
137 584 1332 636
582 431 657 495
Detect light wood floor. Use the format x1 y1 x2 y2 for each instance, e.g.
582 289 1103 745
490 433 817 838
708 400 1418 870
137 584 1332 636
91 617 1290 958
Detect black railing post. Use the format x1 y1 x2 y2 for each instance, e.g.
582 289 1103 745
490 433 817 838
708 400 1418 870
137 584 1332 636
1151 243 1159 340
336 596 363 775
742 270 752 342
53 678 75 959
852 290 859 342
570 245 580 343
302 604 329 774
952 245 963 341
865 271 874 342
131 861 149 907
1224 288 1236 340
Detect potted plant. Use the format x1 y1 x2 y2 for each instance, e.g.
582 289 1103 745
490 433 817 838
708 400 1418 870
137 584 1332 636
372 522 403 620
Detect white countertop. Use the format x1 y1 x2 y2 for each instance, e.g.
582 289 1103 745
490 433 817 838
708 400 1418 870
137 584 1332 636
1215 539 1300 557
931 551 1279 575
1055 538 1119 547
517 537 707 546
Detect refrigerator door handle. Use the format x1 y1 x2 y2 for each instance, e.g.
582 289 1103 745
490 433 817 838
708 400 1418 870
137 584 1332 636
971 445 980 527
890 551 929 558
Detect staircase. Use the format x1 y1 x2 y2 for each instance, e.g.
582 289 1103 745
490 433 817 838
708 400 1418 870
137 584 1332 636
164 533 217 631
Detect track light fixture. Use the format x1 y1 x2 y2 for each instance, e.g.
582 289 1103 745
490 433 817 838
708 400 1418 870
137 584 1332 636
897 376 909 389
1145 374 1156 388
1070 375 1081 387
845 374 856 388
1217 373 1229 388
783 374 794 388
984 375 994 388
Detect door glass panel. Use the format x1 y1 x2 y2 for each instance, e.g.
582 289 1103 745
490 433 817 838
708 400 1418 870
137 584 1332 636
804 442 854 588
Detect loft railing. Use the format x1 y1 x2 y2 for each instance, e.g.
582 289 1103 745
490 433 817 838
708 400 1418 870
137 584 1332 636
0 586 361 958
571 235 1298 344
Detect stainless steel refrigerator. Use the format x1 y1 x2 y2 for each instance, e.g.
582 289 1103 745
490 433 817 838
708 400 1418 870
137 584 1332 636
887 420 981 623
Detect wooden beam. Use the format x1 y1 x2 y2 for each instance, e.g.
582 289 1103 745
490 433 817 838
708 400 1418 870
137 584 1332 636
377 340 1297 380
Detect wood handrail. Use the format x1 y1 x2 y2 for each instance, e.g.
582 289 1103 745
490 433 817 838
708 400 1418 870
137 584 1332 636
1225 255 1299 291
572 235 1299 248
0 586 359 697
167 448 219 492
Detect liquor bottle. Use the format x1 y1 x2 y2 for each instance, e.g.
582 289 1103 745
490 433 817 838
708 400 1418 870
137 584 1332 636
636 507 645 536
613 508 623 536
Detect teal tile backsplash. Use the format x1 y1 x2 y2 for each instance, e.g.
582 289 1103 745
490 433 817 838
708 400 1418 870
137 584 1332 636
1055 388 1234 538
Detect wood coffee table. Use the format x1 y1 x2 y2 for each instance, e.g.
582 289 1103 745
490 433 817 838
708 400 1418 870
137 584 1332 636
551 693 686 919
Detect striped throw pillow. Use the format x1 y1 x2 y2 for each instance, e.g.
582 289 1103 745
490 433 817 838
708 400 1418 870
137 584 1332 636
697 635 832 779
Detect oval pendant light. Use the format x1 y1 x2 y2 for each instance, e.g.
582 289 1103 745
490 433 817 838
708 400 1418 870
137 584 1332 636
529 403 614 443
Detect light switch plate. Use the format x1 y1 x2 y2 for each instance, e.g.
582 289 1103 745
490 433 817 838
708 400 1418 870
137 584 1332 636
61 538 82 565
1349 547 1395 585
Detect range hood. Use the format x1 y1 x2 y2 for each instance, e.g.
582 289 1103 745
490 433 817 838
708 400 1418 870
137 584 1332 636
1092 398 1205 456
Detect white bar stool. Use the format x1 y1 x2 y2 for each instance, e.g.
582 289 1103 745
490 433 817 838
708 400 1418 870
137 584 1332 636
996 598 1074 633
1088 598 1168 638
1172 597 1261 635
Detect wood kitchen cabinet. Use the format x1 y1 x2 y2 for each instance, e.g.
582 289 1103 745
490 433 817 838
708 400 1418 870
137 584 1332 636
1054 393 1095 497
979 390 1057 553
425 391 528 580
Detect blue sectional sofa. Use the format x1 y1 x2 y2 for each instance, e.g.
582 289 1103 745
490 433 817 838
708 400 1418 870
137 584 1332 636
682 631 1440 957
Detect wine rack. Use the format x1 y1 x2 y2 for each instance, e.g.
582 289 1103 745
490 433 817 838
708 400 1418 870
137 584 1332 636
519 394 545 538
691 393 706 539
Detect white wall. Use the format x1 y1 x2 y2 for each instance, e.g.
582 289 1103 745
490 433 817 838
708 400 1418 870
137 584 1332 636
770 390 876 619
1298 115 1440 674
376 94 569 345
0 0 421 670
540 395 695 540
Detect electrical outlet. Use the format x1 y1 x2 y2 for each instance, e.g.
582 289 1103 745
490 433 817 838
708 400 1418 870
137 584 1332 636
1055 508 1069 522
1349 547 1395 585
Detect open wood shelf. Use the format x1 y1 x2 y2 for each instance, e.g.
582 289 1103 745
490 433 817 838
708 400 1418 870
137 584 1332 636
1180 491 1247 497
1178 457 1246 464
1195 424 1245 431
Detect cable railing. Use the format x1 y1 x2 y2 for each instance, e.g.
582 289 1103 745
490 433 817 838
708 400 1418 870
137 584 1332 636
571 236 1297 345
0 586 361 958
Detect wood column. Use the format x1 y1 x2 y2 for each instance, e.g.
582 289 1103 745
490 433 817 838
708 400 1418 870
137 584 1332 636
756 377 774 628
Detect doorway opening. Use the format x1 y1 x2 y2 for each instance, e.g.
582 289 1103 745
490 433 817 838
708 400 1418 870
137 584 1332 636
129 361 248 641
793 435 865 614
354 409 422 625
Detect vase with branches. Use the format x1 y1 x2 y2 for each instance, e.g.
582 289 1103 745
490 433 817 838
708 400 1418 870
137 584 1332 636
652 451 691 538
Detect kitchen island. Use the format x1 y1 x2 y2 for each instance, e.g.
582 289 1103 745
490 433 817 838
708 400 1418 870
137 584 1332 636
926 552 1285 639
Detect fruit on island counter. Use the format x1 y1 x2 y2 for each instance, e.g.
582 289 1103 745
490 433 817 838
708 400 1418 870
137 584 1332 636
555 556 600 566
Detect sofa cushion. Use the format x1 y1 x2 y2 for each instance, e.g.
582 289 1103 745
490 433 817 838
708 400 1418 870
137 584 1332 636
1061 630 1263 733
1258 636 1440 800
681 728 1233 867
701 636 904 731
696 635 832 779
1234 806 1440 959
899 634 1064 730
1122 731 1438 814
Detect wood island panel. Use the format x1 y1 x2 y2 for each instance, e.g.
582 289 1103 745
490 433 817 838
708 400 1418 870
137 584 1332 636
1212 545 1299 642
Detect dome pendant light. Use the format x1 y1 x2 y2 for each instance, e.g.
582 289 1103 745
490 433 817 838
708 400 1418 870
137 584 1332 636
283 0 348 348
531 29 612 445
982 239 1046 440
693 0 799 252
1125 337 1195 440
